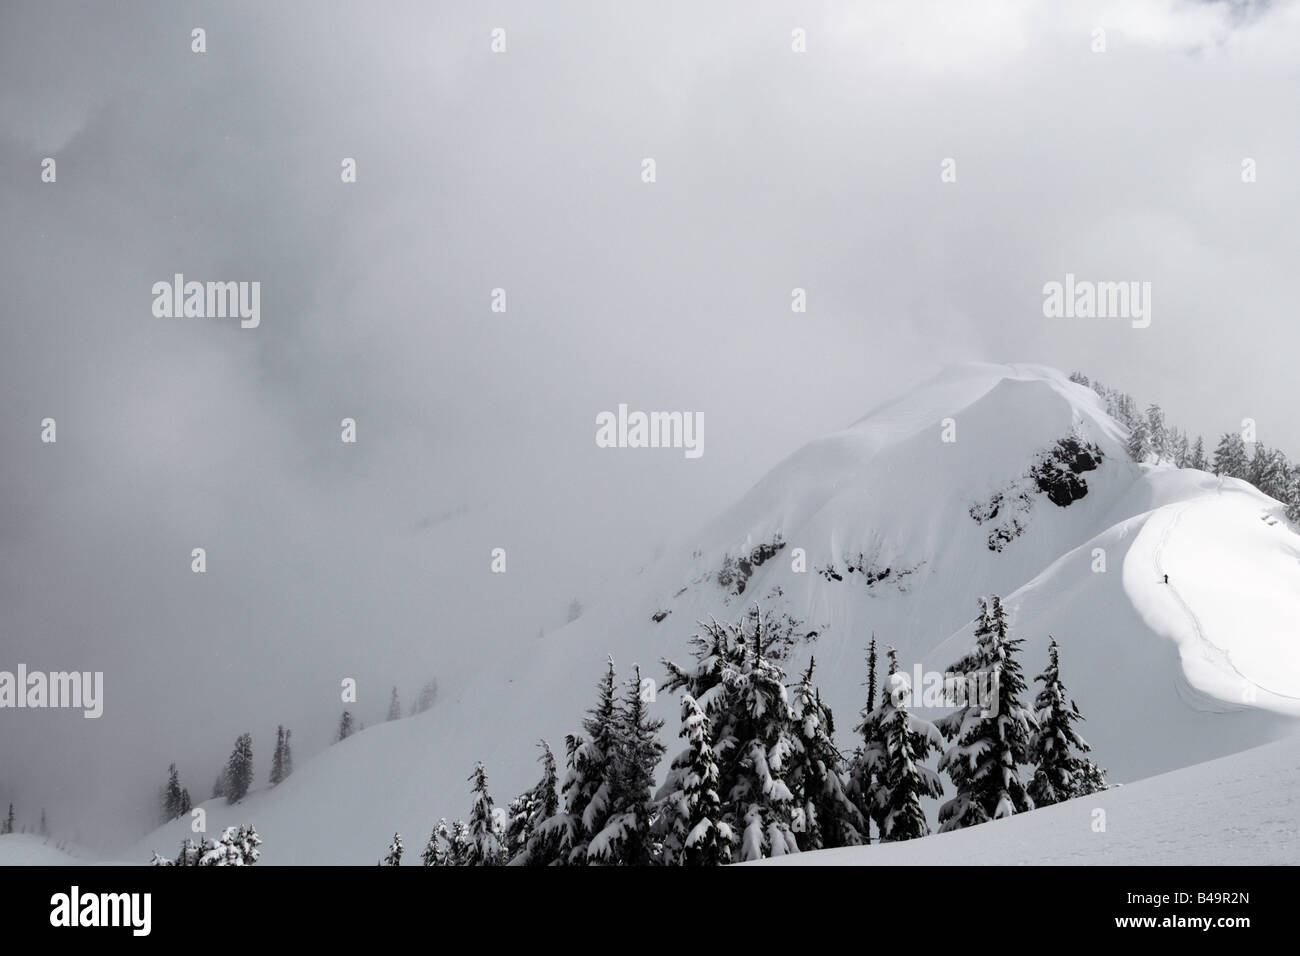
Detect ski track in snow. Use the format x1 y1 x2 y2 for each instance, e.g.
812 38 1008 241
1152 496 1300 704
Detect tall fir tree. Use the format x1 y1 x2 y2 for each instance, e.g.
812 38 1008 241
1 803 11 835
655 693 732 865
1255 449 1291 501
1028 638 1108 806
506 741 561 865
936 597 1036 831
466 762 506 865
661 608 801 861
1214 432 1249 479
224 733 254 804
40 809 48 838
387 687 402 722
1146 405 1167 461
847 636 883 842
589 665 665 865
163 763 185 820
865 649 944 842
1190 435 1208 471
787 658 865 850
543 659 623 865
1127 419 1150 462
269 726 286 785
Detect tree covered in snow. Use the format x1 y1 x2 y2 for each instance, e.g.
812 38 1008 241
269 725 289 785
786 658 865 850
380 832 403 866
162 763 186 821
661 608 801 861
467 762 507 866
336 710 354 742
936 596 1036 831
1189 435 1208 471
1146 405 1167 460
1126 419 1150 463
224 733 254 804
846 636 883 842
1286 475 1300 525
863 649 944 842
2 803 12 835
541 659 624 865
1028 638 1108 806
506 741 561 865
387 687 402 722
421 818 473 866
1252 447 1292 502
153 826 261 866
588 665 665 865
655 693 732 865
1214 432 1249 479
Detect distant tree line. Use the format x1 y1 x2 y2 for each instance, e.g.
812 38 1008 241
1070 372 1300 522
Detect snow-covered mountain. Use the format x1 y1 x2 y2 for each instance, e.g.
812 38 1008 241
117 362 1300 864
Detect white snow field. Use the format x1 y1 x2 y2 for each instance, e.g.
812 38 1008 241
74 363 1300 864
757 731 1300 865
0 834 99 866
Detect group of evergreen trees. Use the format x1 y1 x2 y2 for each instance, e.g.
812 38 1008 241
1 802 52 838
389 600 1105 865
269 725 294 785
203 724 295 805
1071 372 1300 522
161 764 193 822
150 825 262 866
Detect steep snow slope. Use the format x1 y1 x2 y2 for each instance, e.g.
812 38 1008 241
758 731 1300 866
114 363 1300 864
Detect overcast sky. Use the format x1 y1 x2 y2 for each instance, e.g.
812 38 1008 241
2 0 1297 849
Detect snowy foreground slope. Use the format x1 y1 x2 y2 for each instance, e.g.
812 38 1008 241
114 363 1298 864
0 835 96 866
757 732 1300 865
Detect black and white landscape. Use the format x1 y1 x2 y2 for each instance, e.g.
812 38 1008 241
1 1 1298 870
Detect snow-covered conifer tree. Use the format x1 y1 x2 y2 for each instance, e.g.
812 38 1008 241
269 726 285 785
381 833 403 866
336 710 354 742
589 665 665 865
661 608 801 861
1028 638 1108 806
387 687 401 722
1127 419 1150 462
224 733 254 804
866 649 943 841
787 658 865 850
936 596 1036 831
1190 435 1208 471
656 693 732 865
1214 433 1249 479
467 762 506 865
506 741 561 865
